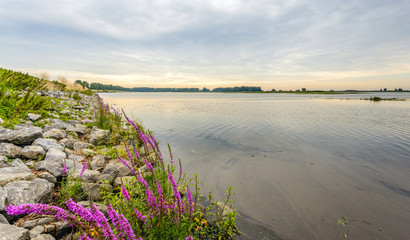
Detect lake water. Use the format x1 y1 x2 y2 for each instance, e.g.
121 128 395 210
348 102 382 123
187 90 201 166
100 92 410 240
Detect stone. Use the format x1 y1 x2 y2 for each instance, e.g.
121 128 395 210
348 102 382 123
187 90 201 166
43 129 66 140
27 113 42 122
60 138 77 149
0 126 43 145
78 201 107 214
0 117 3 125
80 119 94 124
83 183 112 201
31 234 56 240
79 148 95 156
32 138 64 151
75 169 101 183
0 223 30 240
73 105 85 110
116 165 132 178
113 176 136 188
91 155 106 171
66 124 88 136
0 160 33 187
44 148 66 165
34 161 63 177
22 217 55 229
73 141 90 150
102 163 118 175
0 143 23 158
89 129 110 146
0 178 54 211
30 226 45 238
38 172 57 183
0 214 8 224
42 221 71 237
0 155 11 168
21 145 45 159
97 170 118 185
60 109 70 115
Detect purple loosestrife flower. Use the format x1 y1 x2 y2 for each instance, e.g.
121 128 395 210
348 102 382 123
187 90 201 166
186 187 194 215
107 204 136 240
89 204 117 240
65 199 94 223
118 156 136 174
156 180 164 206
133 145 140 159
168 169 184 214
134 209 147 224
62 163 67 177
186 236 194 240
144 158 154 173
79 161 87 177
5 204 69 221
136 172 148 188
121 185 130 201
79 234 94 240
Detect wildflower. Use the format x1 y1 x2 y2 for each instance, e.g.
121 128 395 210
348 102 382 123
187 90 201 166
79 161 87 177
186 236 194 240
62 163 67 177
186 186 194 215
168 169 184 214
121 185 130 201
107 204 136 240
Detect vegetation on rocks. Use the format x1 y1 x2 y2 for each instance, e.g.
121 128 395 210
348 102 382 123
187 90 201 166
0 68 239 240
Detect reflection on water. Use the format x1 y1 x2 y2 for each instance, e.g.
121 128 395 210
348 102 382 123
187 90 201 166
101 92 410 240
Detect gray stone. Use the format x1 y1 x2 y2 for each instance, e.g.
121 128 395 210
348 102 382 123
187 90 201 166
91 155 106 171
80 119 94 124
97 169 118 185
116 165 133 178
89 129 110 146
113 176 136 189
29 226 44 238
66 124 88 136
0 161 33 187
0 214 8 224
32 138 64 151
31 234 56 240
75 169 101 183
73 105 85 110
27 113 42 122
34 161 63 177
79 148 95 156
0 126 43 145
60 138 77 149
43 129 66 140
22 217 55 229
0 223 30 240
10 158 31 171
0 178 54 211
21 145 45 159
0 143 23 158
60 109 70 115
73 141 90 150
102 163 118 175
83 183 112 201
38 172 57 183
25 160 34 168
0 117 3 125
44 148 66 165
0 155 11 168
42 221 70 236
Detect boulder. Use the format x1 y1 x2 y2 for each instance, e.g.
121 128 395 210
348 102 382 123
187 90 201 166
0 214 8 224
0 126 43 145
66 124 88 136
76 169 101 183
22 217 55 229
96 169 118 185
0 159 33 187
60 138 77 149
38 172 57 183
27 113 42 122
44 148 66 165
21 145 45 159
43 129 66 140
0 178 54 211
73 141 90 150
31 234 56 240
60 110 70 115
89 129 110 146
113 176 136 189
0 155 11 168
0 223 29 240
91 155 106 171
0 143 23 158
32 138 64 152
83 183 112 201
34 161 63 178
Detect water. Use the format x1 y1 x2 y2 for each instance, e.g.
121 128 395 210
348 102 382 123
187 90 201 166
100 92 410 240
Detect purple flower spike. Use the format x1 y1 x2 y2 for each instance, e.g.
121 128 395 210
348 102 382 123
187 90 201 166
186 236 194 240
186 187 194 215
62 163 67 177
79 161 87 177
121 185 130 201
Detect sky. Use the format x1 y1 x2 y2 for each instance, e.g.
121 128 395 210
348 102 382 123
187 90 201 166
1 0 409 90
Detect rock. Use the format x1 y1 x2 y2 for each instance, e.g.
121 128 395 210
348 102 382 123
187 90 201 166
89 129 110 146
116 165 133 178
0 126 43 145
60 138 77 149
215 201 233 217
30 226 44 238
66 124 88 136
44 148 66 165
79 148 95 156
113 176 135 189
97 169 118 185
31 234 56 240
34 161 63 178
22 217 55 229
102 163 118 175
60 110 70 115
0 117 3 125
0 143 23 158
73 141 90 150
80 119 94 124
38 172 57 183
43 129 66 140
0 156 11 168
77 201 107 215
0 159 33 187
76 169 101 183
0 214 8 224
27 113 42 122
0 178 54 211
32 138 64 152
42 221 71 237
0 223 30 240
21 145 45 159
83 183 112 201
91 155 106 171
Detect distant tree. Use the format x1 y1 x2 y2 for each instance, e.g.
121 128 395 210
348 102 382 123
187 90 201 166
301 88 306 92
201 87 210 92
384 88 387 92
399 88 403 91
271 89 276 92
380 89 383 91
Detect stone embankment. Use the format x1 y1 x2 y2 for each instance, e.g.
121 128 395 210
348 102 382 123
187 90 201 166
0 90 142 240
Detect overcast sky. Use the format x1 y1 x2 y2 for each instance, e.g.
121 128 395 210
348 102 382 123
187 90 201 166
1 0 409 90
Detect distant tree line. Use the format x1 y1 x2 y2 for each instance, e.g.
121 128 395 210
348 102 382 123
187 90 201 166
212 86 262 92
